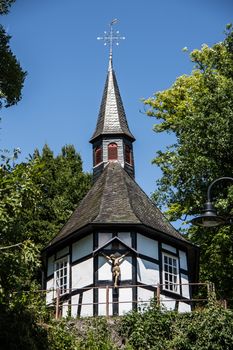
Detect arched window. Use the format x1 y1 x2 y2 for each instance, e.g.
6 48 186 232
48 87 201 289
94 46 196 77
95 146 102 165
125 145 132 164
108 143 118 161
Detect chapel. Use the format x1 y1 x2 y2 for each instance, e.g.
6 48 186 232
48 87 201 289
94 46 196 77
43 24 199 317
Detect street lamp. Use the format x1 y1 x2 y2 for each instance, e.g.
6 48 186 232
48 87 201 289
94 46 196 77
191 177 233 227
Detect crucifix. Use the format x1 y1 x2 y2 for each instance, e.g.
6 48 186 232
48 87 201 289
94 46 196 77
97 19 125 58
102 252 129 288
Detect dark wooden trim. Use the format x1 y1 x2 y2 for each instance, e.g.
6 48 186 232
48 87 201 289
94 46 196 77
178 252 183 296
132 232 137 250
112 288 119 315
132 244 137 310
46 275 54 283
69 245 72 301
69 284 94 297
158 241 163 285
180 268 188 275
160 289 190 302
137 282 156 292
71 253 93 266
94 231 98 250
94 252 98 316
77 292 83 317
137 253 159 265
161 248 179 257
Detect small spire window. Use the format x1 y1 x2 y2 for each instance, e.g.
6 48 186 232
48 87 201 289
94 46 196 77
125 145 132 165
95 146 102 165
108 143 118 161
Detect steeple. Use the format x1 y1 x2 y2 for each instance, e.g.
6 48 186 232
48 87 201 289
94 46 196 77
90 21 135 181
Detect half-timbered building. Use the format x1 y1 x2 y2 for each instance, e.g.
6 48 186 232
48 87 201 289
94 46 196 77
43 46 199 317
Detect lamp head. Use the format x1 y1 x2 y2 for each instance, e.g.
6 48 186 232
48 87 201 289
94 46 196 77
191 201 226 227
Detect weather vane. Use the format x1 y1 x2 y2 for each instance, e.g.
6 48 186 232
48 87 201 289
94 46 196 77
97 19 125 57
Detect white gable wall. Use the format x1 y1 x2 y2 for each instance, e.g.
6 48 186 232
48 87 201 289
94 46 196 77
179 250 188 271
98 287 113 316
137 287 154 308
137 233 158 259
47 255 54 277
72 234 93 262
137 258 159 285
72 258 93 289
119 288 132 315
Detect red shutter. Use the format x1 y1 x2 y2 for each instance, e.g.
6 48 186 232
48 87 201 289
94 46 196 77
108 143 118 160
95 146 102 165
125 145 131 164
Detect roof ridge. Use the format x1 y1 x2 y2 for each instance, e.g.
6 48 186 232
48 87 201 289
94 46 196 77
115 162 140 223
121 166 186 241
94 163 110 221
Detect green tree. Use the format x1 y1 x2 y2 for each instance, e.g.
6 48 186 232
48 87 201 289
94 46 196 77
24 144 92 247
0 1 26 109
0 145 92 349
143 25 233 302
0 0 15 14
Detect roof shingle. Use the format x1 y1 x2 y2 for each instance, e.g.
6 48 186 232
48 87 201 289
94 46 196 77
48 162 187 247
90 61 135 142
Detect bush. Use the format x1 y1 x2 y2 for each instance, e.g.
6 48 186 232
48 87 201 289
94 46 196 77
119 301 233 350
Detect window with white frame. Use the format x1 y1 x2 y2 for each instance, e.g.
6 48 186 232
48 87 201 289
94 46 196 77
162 253 179 293
54 256 69 295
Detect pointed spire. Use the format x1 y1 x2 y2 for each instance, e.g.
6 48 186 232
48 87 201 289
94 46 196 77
108 51 113 71
90 54 135 142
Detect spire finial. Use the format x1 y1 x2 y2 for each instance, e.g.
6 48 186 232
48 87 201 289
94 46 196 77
97 19 125 67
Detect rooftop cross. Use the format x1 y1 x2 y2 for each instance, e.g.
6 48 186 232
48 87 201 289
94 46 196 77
97 19 125 58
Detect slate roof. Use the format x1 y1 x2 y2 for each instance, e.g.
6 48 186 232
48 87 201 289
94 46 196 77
90 57 135 142
47 162 187 247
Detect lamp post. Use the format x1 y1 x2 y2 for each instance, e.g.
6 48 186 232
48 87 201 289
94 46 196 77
191 177 233 227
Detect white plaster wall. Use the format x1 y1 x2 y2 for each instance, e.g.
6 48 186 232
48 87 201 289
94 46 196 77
71 294 79 318
119 288 132 315
56 246 69 259
46 278 55 304
162 243 177 254
120 257 132 281
98 232 112 247
98 256 112 281
137 287 154 309
47 255 54 277
72 234 93 262
160 294 176 311
137 258 159 286
81 289 93 317
118 232 131 246
72 258 93 289
179 250 188 271
98 287 113 316
61 301 69 318
137 233 158 260
178 302 191 313
181 273 190 298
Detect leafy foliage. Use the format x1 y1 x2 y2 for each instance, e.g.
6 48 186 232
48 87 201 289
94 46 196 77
26 144 92 246
0 25 26 108
0 145 91 349
143 25 233 302
119 302 174 349
0 0 15 14
119 301 233 350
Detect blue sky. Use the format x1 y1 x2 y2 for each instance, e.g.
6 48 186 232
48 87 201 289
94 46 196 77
1 0 232 200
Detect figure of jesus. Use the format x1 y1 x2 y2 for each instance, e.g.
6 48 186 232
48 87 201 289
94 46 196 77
102 252 128 288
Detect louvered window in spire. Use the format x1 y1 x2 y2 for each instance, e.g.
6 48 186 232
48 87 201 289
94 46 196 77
108 143 118 161
95 146 102 165
125 145 132 165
